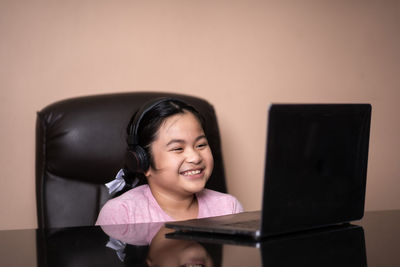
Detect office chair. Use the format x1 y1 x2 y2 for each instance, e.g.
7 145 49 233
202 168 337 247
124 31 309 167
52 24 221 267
36 92 227 228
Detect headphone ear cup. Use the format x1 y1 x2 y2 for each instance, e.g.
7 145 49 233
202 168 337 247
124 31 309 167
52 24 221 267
125 145 150 173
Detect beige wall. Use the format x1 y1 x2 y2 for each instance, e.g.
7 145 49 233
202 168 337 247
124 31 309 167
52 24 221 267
0 0 399 230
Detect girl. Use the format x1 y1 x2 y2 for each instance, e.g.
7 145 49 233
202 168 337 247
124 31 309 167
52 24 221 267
96 98 243 225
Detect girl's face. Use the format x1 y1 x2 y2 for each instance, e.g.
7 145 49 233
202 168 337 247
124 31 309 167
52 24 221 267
146 111 214 197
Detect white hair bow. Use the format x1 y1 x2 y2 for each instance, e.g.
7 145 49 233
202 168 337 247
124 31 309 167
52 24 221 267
105 169 139 195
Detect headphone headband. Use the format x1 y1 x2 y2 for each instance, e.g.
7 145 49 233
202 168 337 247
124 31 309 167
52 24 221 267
128 97 182 146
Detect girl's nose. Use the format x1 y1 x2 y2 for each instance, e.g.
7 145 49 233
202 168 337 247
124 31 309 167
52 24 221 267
186 148 202 164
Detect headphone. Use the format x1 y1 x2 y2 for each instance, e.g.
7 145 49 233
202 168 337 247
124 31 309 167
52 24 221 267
125 97 188 173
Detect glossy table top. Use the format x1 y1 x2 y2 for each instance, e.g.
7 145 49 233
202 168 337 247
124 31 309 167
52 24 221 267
0 210 399 267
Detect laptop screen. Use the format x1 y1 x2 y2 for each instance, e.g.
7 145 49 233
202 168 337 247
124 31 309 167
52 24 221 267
261 104 371 235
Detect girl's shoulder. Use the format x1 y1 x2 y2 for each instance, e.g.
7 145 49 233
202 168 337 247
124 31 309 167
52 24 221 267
197 189 244 216
96 184 154 225
114 184 150 201
100 185 152 212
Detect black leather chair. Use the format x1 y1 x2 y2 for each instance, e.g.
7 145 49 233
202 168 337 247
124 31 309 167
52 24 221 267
36 92 227 228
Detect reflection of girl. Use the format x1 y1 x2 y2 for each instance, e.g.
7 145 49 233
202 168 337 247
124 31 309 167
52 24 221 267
96 98 243 225
101 224 217 267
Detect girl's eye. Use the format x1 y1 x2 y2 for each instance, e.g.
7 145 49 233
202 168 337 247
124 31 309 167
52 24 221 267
197 143 208 149
171 147 183 152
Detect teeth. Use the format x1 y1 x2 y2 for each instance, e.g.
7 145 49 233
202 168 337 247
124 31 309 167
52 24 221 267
182 169 201 176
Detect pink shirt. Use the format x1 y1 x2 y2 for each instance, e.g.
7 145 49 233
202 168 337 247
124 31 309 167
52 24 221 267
96 185 243 225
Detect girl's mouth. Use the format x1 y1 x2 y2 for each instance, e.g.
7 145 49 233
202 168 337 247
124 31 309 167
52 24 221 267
180 169 203 176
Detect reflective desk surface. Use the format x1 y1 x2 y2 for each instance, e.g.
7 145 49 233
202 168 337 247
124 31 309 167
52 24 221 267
1 210 399 267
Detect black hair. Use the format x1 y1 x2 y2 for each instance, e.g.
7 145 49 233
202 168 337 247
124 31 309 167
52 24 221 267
116 98 205 195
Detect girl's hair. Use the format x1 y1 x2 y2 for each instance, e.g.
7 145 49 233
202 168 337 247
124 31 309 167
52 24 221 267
117 98 204 195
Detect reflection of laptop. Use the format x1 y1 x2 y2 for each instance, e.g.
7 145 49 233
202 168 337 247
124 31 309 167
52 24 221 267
166 104 372 240
166 225 367 266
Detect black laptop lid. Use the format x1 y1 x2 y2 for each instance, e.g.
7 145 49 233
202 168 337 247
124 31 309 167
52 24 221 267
261 104 371 236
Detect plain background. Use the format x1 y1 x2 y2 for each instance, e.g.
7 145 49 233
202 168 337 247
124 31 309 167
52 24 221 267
1 0 399 230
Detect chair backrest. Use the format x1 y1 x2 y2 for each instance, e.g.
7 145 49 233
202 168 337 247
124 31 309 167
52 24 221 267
36 92 227 228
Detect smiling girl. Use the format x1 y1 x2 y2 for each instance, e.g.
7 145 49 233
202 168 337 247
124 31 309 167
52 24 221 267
96 98 243 225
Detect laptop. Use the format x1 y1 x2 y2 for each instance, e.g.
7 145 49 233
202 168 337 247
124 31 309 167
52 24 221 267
165 104 372 240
